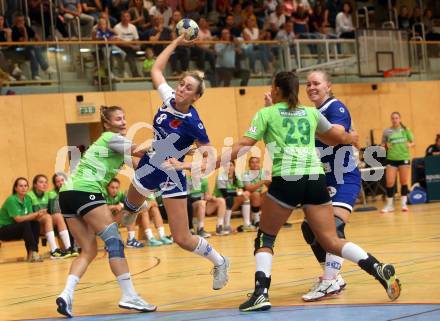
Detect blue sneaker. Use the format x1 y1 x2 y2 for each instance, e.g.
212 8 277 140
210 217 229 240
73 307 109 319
159 236 173 245
126 238 144 248
147 237 163 247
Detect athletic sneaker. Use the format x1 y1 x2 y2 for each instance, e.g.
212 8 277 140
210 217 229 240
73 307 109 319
336 274 347 290
212 256 230 290
27 251 43 263
147 237 163 247
381 205 395 213
51 248 68 259
126 238 145 248
159 236 173 245
401 205 409 212
302 278 341 302
373 263 401 301
216 225 230 236
242 224 257 232
239 292 271 312
197 228 211 238
67 247 79 257
56 292 73 318
224 225 233 233
118 295 157 312
239 271 272 312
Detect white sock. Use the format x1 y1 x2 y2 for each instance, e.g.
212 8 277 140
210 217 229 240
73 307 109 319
145 228 154 240
255 252 272 278
401 196 408 207
217 215 224 226
46 231 58 251
157 226 165 238
252 211 261 224
128 231 135 241
242 202 251 226
59 230 71 249
224 209 232 226
117 272 137 300
192 218 198 230
193 236 224 266
386 197 393 207
323 253 344 280
341 242 368 263
63 274 79 295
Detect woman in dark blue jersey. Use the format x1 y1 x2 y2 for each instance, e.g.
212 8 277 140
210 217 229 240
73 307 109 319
122 34 230 291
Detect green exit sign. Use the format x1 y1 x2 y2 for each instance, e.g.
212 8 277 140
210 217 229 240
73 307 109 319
78 104 96 115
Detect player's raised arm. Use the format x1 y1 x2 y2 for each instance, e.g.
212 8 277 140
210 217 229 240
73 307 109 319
151 34 195 88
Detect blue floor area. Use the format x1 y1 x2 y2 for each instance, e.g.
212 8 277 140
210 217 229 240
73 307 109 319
26 304 440 321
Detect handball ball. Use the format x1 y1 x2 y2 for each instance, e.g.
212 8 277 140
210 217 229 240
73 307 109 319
176 18 199 40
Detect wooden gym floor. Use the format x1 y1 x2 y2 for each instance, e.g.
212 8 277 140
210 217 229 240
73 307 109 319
1 201 440 321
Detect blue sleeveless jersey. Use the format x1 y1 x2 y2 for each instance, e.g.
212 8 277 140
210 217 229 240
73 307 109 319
315 98 361 210
134 83 210 198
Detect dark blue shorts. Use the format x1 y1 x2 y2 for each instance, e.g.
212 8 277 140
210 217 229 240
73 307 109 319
133 154 187 199
326 175 361 212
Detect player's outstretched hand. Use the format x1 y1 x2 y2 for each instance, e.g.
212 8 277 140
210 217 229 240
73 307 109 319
349 130 360 149
175 33 198 46
164 158 192 170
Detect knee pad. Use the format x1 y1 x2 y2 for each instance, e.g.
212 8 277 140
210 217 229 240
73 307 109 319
225 196 234 209
386 186 395 198
301 220 316 245
251 206 260 213
334 216 346 239
98 223 125 259
401 185 409 196
254 229 276 254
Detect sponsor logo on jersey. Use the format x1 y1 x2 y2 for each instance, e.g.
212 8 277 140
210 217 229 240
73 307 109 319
169 119 182 129
389 137 406 144
339 107 345 113
280 109 306 117
198 123 204 130
159 181 177 191
248 126 257 133
89 194 96 200
327 186 337 197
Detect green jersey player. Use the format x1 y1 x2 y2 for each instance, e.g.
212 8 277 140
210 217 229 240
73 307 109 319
55 106 156 318
173 71 401 311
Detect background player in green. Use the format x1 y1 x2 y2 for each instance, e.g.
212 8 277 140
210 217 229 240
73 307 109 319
0 177 44 262
242 157 271 226
187 174 211 238
55 106 156 318
381 111 415 213
48 173 67 216
48 172 79 257
173 71 401 311
27 174 73 259
104 178 144 248
213 161 255 232
140 193 173 246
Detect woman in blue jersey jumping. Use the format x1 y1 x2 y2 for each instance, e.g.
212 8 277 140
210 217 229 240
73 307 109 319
121 34 230 291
